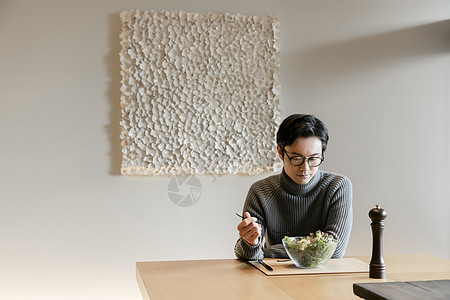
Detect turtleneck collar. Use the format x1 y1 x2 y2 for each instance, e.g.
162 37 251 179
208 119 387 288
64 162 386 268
280 168 322 195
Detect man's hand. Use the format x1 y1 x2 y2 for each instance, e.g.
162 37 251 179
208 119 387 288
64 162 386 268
237 212 261 246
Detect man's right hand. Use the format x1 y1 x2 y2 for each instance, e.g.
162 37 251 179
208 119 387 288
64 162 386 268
237 212 261 246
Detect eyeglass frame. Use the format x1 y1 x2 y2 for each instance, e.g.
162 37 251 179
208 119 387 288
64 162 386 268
282 148 324 167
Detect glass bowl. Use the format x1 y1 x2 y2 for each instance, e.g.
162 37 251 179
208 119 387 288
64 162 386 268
282 234 337 268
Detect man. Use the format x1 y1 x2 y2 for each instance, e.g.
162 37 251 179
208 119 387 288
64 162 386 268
235 114 352 260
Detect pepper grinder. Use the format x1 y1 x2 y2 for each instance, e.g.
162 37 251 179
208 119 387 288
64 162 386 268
369 204 387 279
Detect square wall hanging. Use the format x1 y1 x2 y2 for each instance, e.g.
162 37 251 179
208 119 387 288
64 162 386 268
119 9 281 175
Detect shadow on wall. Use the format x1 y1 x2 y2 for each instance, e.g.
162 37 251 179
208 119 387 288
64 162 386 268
105 13 123 176
294 20 450 87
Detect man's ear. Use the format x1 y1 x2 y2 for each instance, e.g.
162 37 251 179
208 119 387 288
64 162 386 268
277 146 283 160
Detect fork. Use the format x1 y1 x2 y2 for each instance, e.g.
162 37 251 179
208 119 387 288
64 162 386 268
235 213 290 235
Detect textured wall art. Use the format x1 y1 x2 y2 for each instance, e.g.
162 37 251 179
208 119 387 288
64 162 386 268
119 9 281 175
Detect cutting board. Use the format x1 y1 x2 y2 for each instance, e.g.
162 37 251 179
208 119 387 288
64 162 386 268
248 258 369 276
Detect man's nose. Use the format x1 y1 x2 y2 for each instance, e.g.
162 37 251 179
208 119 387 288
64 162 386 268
300 161 310 171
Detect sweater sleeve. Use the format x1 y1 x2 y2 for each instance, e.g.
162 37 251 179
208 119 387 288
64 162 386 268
234 183 265 261
324 175 353 258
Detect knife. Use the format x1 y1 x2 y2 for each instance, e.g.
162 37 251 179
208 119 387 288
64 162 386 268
258 259 273 271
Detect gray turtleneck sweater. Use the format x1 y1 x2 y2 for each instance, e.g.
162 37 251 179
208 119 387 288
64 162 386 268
234 169 352 260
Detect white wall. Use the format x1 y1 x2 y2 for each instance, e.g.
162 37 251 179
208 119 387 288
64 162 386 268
1 0 448 299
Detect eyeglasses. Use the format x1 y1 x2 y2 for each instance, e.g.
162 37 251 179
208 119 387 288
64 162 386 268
282 149 324 167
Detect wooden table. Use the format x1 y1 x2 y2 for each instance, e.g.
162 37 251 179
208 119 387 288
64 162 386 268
136 255 450 299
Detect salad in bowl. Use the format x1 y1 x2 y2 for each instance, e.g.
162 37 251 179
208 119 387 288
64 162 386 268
282 230 337 268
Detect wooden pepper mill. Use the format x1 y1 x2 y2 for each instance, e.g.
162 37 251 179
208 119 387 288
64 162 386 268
369 204 387 279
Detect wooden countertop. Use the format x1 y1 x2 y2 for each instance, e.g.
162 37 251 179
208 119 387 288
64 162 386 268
136 255 450 299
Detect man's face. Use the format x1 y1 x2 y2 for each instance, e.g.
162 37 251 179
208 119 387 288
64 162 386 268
277 137 323 185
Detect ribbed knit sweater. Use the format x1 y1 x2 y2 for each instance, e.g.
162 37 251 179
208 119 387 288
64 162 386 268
234 169 352 260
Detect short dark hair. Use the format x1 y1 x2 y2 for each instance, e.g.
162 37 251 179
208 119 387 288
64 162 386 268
276 114 329 153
